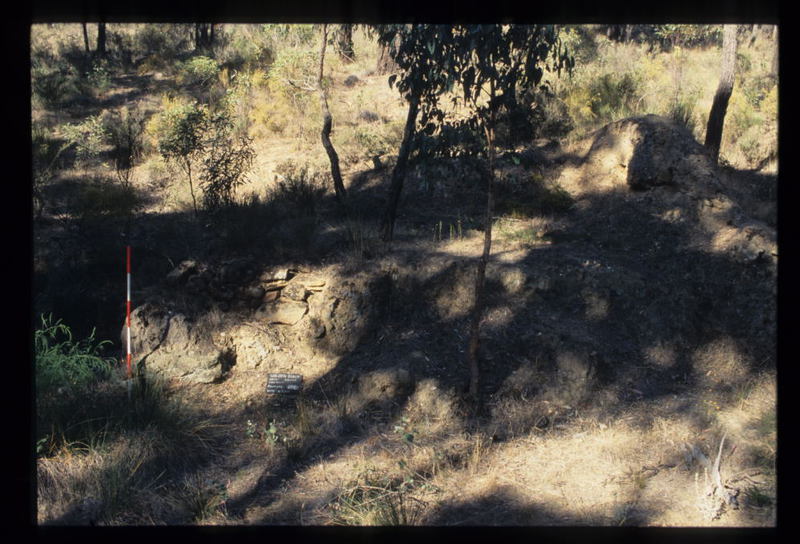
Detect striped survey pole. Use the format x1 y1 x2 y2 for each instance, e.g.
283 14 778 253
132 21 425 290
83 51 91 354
126 245 132 401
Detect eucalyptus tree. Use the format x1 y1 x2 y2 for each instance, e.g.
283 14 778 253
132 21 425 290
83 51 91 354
374 24 458 242
442 25 572 400
319 23 348 203
379 24 572 400
705 24 738 164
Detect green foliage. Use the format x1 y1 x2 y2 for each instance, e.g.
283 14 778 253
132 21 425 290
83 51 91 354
271 160 327 216
655 25 722 50
495 87 575 147
260 24 317 48
134 23 192 61
380 24 572 154
86 58 112 95
588 72 639 120
668 98 696 133
215 31 274 72
30 47 82 108
102 106 147 186
200 109 255 210
32 123 73 215
35 314 113 400
558 26 599 63
156 100 208 165
180 55 220 87
76 178 142 219
266 47 318 105
744 486 773 508
156 99 208 214
62 114 108 166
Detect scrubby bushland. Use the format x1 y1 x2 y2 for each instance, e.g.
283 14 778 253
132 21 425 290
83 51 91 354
553 25 777 169
200 109 256 210
102 106 148 187
179 55 220 87
155 97 256 215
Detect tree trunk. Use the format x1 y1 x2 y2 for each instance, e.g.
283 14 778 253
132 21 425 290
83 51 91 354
705 24 738 164
195 24 211 50
96 22 106 57
376 38 399 75
466 88 497 402
770 26 778 77
381 90 420 241
210 24 215 46
336 24 355 63
186 159 198 217
82 22 90 54
318 25 347 203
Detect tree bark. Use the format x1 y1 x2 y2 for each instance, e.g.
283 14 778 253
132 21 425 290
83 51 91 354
770 26 778 77
318 25 348 203
336 24 355 63
96 22 106 58
195 24 212 50
624 24 633 43
705 24 738 164
82 22 90 54
380 90 420 241
185 158 198 217
376 38 399 75
466 87 497 401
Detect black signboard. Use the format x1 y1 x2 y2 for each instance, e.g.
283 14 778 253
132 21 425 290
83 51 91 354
266 373 303 394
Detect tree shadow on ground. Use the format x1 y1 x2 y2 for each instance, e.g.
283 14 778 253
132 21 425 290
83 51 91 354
33 132 776 525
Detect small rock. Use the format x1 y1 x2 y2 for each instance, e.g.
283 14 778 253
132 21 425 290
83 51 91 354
246 285 266 299
260 268 296 282
358 110 380 123
256 299 308 325
263 280 289 292
344 74 360 87
294 273 326 291
283 281 310 302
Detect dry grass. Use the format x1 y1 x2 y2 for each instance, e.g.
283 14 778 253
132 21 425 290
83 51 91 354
33 24 776 527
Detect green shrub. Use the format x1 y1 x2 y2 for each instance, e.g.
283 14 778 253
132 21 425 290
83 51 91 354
180 55 220 87
31 48 82 108
271 160 327 216
668 98 696 134
76 178 142 219
589 72 639 121
102 106 147 186
655 24 722 50
85 58 112 96
134 23 191 62
559 26 599 63
62 114 108 166
35 314 113 400
200 110 255 210
156 99 209 214
216 31 273 72
32 123 73 215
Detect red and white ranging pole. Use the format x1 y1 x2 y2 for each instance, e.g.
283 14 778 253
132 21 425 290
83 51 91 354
126 245 132 399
